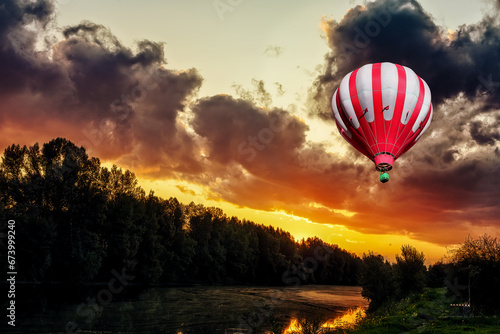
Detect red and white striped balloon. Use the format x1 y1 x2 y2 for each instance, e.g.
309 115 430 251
331 62 433 176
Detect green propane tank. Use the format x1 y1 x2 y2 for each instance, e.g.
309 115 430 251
380 172 389 183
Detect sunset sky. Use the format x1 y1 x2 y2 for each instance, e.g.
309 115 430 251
2 0 499 263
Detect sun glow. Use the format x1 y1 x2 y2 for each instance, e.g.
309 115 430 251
282 307 366 333
96 162 451 264
308 202 357 217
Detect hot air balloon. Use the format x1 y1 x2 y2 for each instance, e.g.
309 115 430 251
331 62 433 183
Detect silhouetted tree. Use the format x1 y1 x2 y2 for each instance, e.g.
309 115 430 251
359 252 396 310
427 261 451 288
449 235 500 312
395 244 427 297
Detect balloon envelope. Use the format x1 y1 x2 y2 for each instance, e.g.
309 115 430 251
331 62 433 178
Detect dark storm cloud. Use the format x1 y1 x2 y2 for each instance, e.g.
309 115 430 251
191 95 307 166
189 94 371 211
55 22 165 118
441 149 459 164
314 0 500 119
470 121 500 145
0 0 203 173
118 67 204 174
0 0 64 95
0 0 54 32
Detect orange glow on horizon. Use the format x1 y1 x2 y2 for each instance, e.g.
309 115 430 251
126 170 451 265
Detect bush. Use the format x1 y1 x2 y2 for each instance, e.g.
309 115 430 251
395 245 427 297
359 252 397 310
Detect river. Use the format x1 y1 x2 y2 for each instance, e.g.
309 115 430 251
3 285 368 333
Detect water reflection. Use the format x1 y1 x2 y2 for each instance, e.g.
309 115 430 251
321 307 366 329
7 285 367 334
282 307 366 333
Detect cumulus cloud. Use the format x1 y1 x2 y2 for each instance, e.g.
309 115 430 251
0 0 203 175
189 94 371 211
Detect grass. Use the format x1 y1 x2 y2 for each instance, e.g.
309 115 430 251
328 288 500 334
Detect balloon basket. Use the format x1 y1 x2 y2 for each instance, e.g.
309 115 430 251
380 172 389 183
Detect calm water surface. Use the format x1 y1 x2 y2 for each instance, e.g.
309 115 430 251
3 285 368 333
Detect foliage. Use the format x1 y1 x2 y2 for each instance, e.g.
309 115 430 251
298 237 362 286
395 244 427 297
359 245 427 311
447 235 500 312
336 288 500 334
359 252 397 310
0 138 361 286
427 261 451 288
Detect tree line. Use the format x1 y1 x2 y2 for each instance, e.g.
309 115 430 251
1 138 498 313
0 138 360 286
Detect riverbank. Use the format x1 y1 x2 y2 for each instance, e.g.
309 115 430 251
335 288 500 333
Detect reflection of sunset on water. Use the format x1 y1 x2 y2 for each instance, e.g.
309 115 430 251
282 318 302 334
282 306 366 333
321 307 366 329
